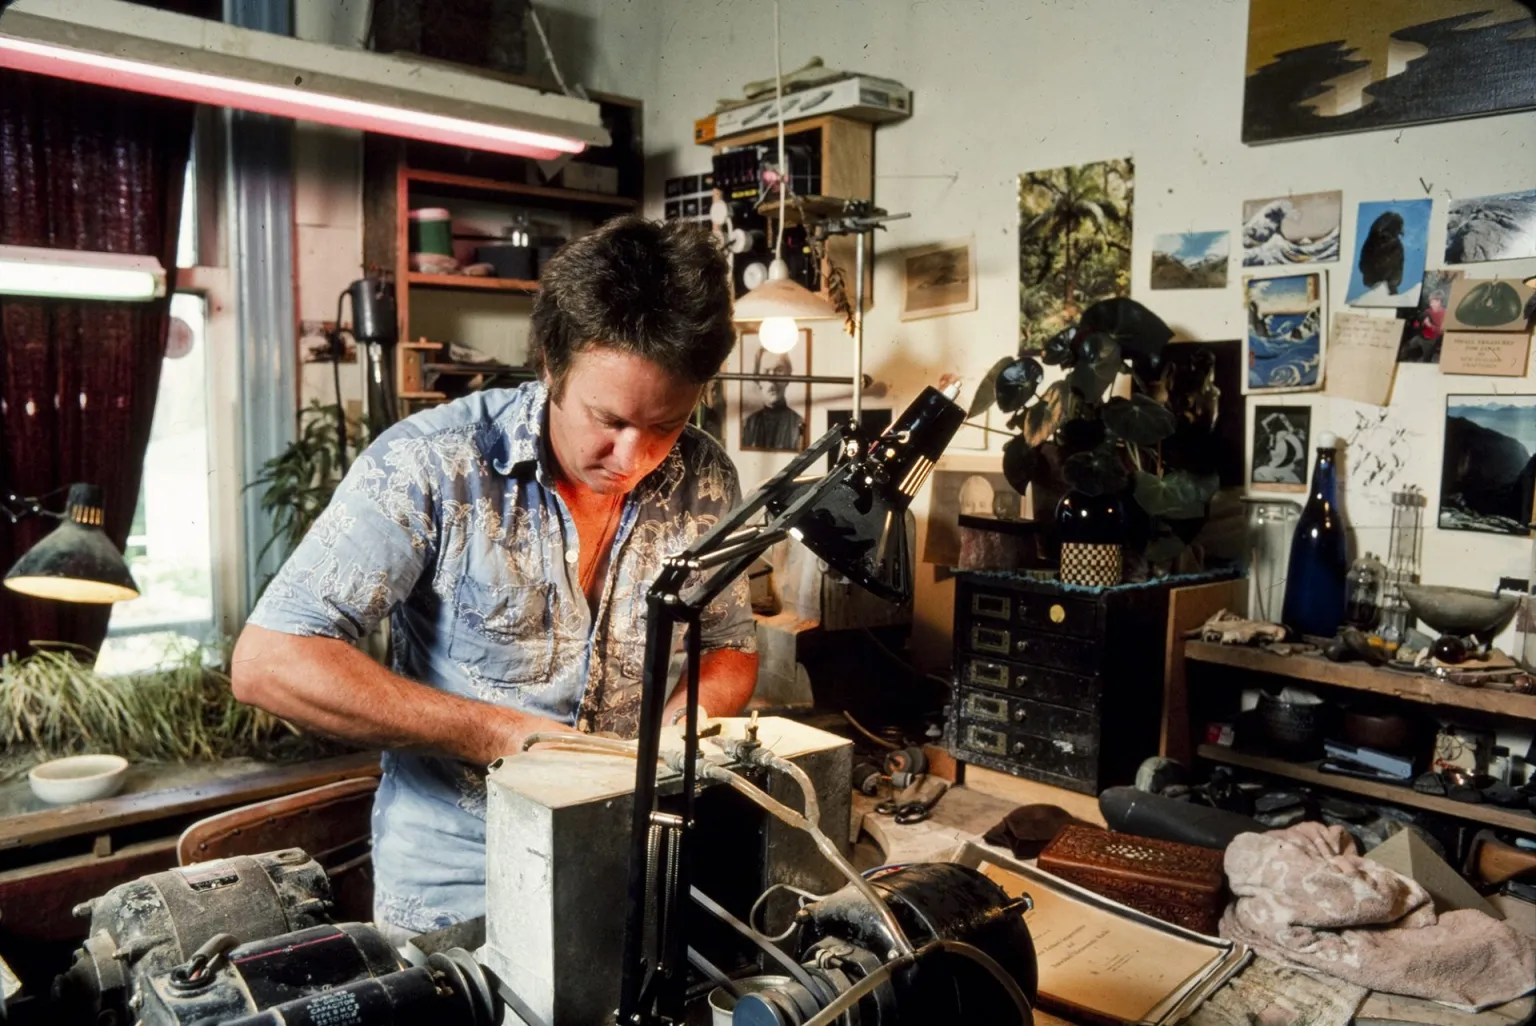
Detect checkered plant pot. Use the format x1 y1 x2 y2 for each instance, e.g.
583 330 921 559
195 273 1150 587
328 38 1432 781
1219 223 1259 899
1060 542 1122 587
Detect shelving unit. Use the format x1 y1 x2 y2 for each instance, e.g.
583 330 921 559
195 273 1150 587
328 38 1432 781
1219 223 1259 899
1197 744 1535 833
1184 640 1536 719
362 91 642 415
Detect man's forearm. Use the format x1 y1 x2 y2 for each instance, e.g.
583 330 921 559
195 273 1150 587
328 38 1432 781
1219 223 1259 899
663 647 758 723
231 624 569 766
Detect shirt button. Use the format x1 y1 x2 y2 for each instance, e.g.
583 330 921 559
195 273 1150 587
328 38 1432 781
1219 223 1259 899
565 549 578 564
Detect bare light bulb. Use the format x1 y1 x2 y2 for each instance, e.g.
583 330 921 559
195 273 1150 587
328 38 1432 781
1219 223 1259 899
759 316 801 354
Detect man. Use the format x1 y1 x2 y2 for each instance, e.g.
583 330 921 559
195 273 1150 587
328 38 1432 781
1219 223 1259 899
231 216 759 941
741 348 804 450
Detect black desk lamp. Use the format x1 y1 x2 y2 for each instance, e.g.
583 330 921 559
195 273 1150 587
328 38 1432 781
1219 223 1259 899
3 483 139 603
617 384 965 1025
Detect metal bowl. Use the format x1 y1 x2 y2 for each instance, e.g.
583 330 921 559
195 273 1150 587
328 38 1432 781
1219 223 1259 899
1399 584 1518 644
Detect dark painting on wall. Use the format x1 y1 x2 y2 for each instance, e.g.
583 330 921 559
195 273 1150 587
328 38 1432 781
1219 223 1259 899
1153 340 1247 488
1440 395 1536 536
1242 0 1536 145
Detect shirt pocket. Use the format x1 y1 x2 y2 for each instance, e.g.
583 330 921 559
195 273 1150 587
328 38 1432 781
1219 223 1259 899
449 577 554 687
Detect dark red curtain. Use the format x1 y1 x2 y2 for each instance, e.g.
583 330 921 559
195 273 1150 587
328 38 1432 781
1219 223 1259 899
0 70 196 658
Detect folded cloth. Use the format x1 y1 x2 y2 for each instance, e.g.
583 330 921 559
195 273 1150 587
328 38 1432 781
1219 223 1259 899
983 804 1092 860
1220 822 1536 1010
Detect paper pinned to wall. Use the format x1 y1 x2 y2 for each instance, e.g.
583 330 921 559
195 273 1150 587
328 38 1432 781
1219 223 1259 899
1441 331 1532 377
1324 313 1402 406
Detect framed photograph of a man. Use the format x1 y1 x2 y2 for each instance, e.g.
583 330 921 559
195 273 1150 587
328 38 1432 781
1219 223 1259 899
740 329 811 452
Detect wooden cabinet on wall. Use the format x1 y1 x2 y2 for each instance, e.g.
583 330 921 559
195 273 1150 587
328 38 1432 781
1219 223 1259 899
362 90 642 414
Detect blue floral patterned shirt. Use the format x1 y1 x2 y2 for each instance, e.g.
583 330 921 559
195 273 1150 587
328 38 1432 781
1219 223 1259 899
248 381 755 934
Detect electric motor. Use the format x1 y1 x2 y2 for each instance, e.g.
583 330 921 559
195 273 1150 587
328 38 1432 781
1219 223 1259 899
736 862 1037 1026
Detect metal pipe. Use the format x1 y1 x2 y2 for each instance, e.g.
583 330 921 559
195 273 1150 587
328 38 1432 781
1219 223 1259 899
853 230 866 424
521 732 639 757
712 371 873 386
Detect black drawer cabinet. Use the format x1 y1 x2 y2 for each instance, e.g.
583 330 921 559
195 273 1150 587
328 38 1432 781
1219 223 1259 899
948 572 1177 795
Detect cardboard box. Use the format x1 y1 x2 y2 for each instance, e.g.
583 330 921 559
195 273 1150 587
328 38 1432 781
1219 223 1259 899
696 74 911 143
555 161 618 195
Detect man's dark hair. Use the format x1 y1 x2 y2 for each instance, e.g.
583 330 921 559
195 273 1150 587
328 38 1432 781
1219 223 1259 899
530 215 735 398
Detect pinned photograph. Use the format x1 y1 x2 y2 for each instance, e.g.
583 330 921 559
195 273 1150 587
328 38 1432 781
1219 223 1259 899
740 329 811 452
1018 158 1134 352
1251 405 1311 493
1244 272 1326 393
900 238 977 320
1397 269 1463 363
1151 231 1229 290
923 467 1027 566
1242 190 1342 267
1440 395 1536 536
1446 188 1536 264
1444 277 1535 333
1345 199 1431 307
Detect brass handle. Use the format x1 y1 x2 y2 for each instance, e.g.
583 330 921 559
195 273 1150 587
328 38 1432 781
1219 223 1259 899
1015 639 1030 653
1013 708 1027 723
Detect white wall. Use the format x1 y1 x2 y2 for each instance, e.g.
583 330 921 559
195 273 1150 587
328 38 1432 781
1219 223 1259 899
577 0 1536 668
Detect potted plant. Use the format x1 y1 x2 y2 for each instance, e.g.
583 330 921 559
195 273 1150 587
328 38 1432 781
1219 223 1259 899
975 297 1222 580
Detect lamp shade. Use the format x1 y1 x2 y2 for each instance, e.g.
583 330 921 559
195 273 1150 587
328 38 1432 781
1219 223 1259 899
5 484 139 603
732 277 839 323
775 387 965 602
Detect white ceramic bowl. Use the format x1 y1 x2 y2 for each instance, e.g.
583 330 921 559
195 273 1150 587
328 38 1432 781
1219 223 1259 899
28 754 129 804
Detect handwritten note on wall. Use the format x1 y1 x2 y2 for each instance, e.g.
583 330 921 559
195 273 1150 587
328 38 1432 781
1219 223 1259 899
1325 313 1402 406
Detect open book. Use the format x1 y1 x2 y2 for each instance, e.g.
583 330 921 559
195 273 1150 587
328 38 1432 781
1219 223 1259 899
953 843 1250 1026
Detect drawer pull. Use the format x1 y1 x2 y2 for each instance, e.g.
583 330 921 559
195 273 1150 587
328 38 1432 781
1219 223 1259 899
1049 603 1066 624
1013 707 1028 723
1014 639 1031 654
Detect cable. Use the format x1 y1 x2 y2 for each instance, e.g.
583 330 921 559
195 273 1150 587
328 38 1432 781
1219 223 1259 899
841 709 899 750
690 885 822 1000
699 756 915 958
772 0 787 265
748 882 828 943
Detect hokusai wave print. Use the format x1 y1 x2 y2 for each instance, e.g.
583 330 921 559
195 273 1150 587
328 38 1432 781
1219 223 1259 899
1243 0 1536 145
1244 272 1326 394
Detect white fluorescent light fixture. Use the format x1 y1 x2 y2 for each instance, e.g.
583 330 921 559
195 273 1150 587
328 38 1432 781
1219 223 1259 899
0 244 166 301
0 0 607 160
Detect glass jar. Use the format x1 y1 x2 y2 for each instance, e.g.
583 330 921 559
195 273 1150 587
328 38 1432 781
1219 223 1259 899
1242 498 1300 623
1344 553 1383 630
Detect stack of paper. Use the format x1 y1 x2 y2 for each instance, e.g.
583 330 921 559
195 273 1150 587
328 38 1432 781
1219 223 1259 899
954 842 1250 1025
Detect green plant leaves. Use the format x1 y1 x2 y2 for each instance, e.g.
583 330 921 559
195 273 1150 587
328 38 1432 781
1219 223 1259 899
1067 333 1122 404
1020 381 1068 447
994 357 1045 413
1058 416 1107 453
1132 469 1219 520
1062 447 1130 497
1103 394 1177 446
971 356 1016 417
1041 326 1080 367
1079 297 1173 358
1002 435 1039 495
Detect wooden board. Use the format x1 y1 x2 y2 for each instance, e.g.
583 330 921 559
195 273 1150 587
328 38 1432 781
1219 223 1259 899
961 765 1107 828
405 272 538 293
0 837 178 943
1184 641 1536 718
404 167 638 209
1197 745 1536 834
1162 579 1248 763
0 752 381 851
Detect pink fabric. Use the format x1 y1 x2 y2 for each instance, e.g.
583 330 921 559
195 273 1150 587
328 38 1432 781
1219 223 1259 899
1221 823 1536 1010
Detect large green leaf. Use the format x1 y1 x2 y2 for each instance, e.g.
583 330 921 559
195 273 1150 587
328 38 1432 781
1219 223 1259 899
1067 333 1121 404
1133 470 1218 519
1079 297 1173 358
1002 435 1039 495
970 356 1015 417
994 357 1045 413
1021 381 1068 447
1062 447 1130 497
1041 326 1080 367
1058 416 1107 453
1103 394 1177 446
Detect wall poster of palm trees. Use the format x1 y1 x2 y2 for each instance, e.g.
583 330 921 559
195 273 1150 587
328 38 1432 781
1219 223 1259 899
1243 0 1536 145
1018 158 1133 353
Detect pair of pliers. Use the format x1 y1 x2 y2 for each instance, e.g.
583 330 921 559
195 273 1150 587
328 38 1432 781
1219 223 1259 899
875 781 948 824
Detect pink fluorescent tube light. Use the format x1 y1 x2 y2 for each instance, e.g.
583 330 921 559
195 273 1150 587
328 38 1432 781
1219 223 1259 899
0 1 607 161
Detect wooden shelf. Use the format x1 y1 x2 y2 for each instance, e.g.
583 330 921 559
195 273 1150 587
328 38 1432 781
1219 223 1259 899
1183 641 1536 719
405 272 538 293
404 168 638 210
1197 745 1536 834
423 363 533 376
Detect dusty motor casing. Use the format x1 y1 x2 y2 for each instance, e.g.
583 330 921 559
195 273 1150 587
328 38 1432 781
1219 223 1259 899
54 849 332 1024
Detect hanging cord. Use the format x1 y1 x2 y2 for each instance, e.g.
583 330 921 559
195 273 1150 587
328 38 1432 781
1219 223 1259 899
772 0 787 266
528 4 581 99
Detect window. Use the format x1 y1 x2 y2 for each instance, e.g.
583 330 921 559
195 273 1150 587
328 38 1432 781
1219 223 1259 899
95 292 217 674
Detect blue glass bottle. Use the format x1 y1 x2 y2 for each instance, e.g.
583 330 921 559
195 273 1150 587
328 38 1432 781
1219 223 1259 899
1281 432 1348 638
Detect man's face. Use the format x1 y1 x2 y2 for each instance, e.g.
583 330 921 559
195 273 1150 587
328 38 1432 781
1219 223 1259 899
546 347 701 496
756 354 792 406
